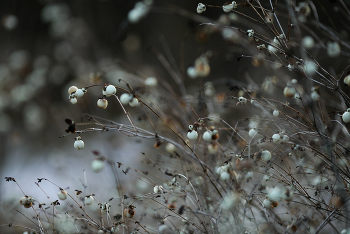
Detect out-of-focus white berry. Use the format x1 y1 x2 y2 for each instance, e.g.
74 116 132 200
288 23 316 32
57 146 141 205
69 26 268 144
128 1 151 23
97 98 108 109
111 226 119 234
273 110 279 117
327 41 341 58
232 1 238 8
120 93 133 105
129 97 139 107
58 190 68 200
74 137 84 150
283 86 296 98
153 185 164 193
282 135 289 143
344 75 350 85
223 3 233 12
245 171 253 180
220 171 230 181
68 86 78 95
202 130 212 141
187 130 198 140
249 129 258 138
158 225 167 233
267 187 281 201
70 97 77 104
197 3 206 13
84 196 94 205
302 36 314 49
263 199 272 208
272 134 281 143
247 29 254 38
261 150 271 162
238 96 247 104
165 143 176 153
145 77 157 87
105 85 117 96
187 66 197 79
268 45 278 53
342 109 350 123
91 159 105 173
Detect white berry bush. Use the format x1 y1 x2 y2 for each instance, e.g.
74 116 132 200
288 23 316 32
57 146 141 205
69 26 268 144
3 0 350 234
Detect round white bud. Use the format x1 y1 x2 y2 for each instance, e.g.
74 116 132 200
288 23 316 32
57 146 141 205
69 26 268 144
97 98 108 109
261 150 271 162
273 110 279 117
129 97 139 107
272 134 281 143
202 130 213 141
91 159 105 173
84 196 94 205
120 93 133 105
105 85 116 96
187 130 198 140
58 190 68 200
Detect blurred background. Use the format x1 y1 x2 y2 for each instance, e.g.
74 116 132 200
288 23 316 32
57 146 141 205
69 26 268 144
0 0 349 232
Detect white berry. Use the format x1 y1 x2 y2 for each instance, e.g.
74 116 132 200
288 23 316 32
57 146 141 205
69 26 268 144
105 85 117 96
70 97 78 104
197 3 206 13
91 159 105 173
342 109 350 123
187 130 198 140
273 110 279 117
223 3 233 12
129 97 139 107
145 77 158 87
75 89 84 98
261 150 271 162
58 190 68 200
97 98 108 109
202 130 212 141
263 199 272 208
272 133 281 143
283 86 296 98
120 93 133 105
74 137 84 150
84 196 94 205
68 86 78 95
249 129 258 138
